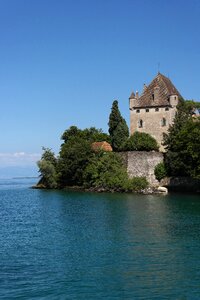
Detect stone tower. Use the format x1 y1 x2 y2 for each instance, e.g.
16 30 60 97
129 73 181 151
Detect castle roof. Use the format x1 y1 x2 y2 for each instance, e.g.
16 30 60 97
133 73 181 108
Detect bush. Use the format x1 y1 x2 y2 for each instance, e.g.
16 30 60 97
83 152 148 192
122 132 159 151
154 162 167 181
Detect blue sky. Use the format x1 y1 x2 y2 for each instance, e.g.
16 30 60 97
0 0 200 175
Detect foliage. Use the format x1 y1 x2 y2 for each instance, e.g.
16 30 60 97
37 148 57 188
108 100 129 151
123 131 159 151
83 152 148 191
164 99 200 179
61 126 110 144
57 126 110 187
57 134 93 187
163 98 192 150
164 118 200 179
128 177 148 191
154 162 167 181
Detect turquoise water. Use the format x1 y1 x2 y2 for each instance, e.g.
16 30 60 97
0 179 200 299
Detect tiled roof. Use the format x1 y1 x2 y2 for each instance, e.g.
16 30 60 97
132 73 181 108
91 141 113 152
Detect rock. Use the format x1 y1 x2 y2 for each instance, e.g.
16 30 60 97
157 186 168 193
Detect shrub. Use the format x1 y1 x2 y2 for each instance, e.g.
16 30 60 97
154 162 167 181
83 152 148 192
122 132 159 151
129 177 148 191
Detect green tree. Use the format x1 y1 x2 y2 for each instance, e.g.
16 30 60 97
57 137 93 186
37 148 57 188
57 126 109 187
61 126 110 144
123 132 159 151
164 118 200 179
108 100 129 151
163 98 200 179
163 98 192 150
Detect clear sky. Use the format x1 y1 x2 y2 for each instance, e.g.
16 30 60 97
0 0 200 175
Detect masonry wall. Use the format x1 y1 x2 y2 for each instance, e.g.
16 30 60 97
130 106 177 151
120 151 164 186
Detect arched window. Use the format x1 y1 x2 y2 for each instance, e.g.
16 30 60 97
138 119 143 128
161 118 167 127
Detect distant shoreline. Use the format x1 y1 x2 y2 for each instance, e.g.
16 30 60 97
12 176 39 179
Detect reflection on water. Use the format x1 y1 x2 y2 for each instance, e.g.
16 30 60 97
0 180 200 299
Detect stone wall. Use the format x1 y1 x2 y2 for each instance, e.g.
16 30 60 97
120 151 163 186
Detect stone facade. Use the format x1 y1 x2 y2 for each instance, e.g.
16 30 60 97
129 73 181 151
120 151 164 186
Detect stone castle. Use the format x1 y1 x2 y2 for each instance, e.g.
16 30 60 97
129 73 181 150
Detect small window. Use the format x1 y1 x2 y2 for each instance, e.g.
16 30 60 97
155 108 159 112
136 109 140 113
138 119 143 128
174 96 177 100
152 94 154 100
165 107 169 111
146 108 149 112
161 118 167 127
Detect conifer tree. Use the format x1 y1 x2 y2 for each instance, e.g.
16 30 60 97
108 100 129 151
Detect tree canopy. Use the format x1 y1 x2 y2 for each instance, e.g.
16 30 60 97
123 132 159 151
163 99 200 179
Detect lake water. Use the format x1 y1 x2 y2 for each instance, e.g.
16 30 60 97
0 178 200 299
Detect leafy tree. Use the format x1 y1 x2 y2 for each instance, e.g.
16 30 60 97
164 118 200 179
123 132 159 151
108 100 129 151
163 98 192 150
61 126 110 144
57 126 110 187
37 148 57 188
163 98 200 179
57 137 93 186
